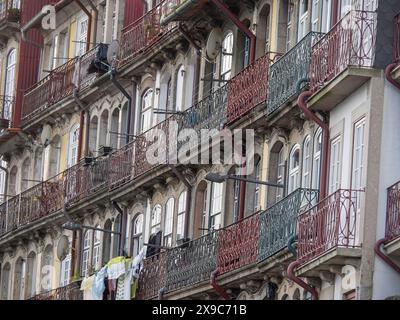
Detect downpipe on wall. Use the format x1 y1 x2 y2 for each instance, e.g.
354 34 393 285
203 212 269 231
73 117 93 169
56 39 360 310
210 269 230 300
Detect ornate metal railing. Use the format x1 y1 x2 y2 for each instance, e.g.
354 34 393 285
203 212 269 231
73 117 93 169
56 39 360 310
160 0 188 19
386 181 400 243
394 13 400 63
137 252 167 300
119 1 175 67
78 44 108 91
310 10 377 94
0 0 20 24
227 53 273 124
22 58 78 122
297 189 363 265
29 282 82 300
217 214 260 275
267 32 324 116
0 95 14 129
258 188 319 262
165 232 218 293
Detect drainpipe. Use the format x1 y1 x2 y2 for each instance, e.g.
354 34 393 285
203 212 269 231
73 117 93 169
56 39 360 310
169 166 192 240
287 260 319 300
110 70 133 145
385 63 400 91
112 201 127 256
210 269 230 300
375 238 400 274
210 0 256 64
158 287 166 300
296 82 329 200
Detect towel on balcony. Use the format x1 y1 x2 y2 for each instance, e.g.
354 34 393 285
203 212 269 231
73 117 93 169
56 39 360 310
92 266 107 300
107 256 126 280
80 275 95 300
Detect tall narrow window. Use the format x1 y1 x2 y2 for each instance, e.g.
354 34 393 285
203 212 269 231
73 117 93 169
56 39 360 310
164 198 174 247
50 136 61 176
340 0 352 18
312 129 322 190
166 78 172 111
277 148 285 201
286 3 294 50
177 192 186 241
175 66 185 112
51 35 59 70
329 136 342 193
41 245 53 292
132 214 143 257
111 0 118 40
82 230 92 277
141 89 153 133
321 0 332 33
92 227 101 271
112 215 121 258
67 125 80 168
254 159 261 212
60 242 71 287
288 145 301 194
233 179 241 222
9 166 17 196
76 16 88 56
298 0 309 41
1 263 10 300
265 10 271 53
0 160 6 203
210 182 223 230
151 205 162 235
26 252 37 299
311 0 320 32
21 158 30 192
201 188 208 235
352 118 366 192
102 220 112 264
4 49 16 121
220 32 234 81
34 149 43 183
302 136 312 188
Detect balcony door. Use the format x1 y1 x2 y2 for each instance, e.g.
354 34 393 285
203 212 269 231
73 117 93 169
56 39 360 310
76 15 88 57
4 49 16 121
67 125 80 168
298 0 309 41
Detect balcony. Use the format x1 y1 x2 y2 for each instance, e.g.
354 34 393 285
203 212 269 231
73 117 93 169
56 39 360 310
165 233 217 294
0 0 20 43
267 32 323 118
160 0 208 26
227 53 273 125
295 189 363 276
258 188 319 271
0 95 14 129
119 1 176 68
383 181 400 256
29 282 82 300
307 11 378 111
137 252 166 300
22 44 108 126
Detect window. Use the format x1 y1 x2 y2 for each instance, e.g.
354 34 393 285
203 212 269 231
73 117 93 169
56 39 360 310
151 205 162 235
50 34 59 70
102 220 112 264
277 148 285 201
177 192 186 240
302 136 312 188
60 242 71 287
286 3 294 50
321 0 332 33
76 16 88 56
175 66 185 112
329 136 342 193
210 182 223 230
41 245 53 292
92 227 101 271
67 125 80 168
201 187 208 236
131 214 143 257
110 108 120 150
220 32 234 81
82 230 92 277
166 78 172 111
4 49 16 121
265 10 271 53
288 145 301 194
340 0 352 18
311 0 320 32
111 0 118 40
1 263 10 300
254 159 261 212
141 89 153 133
298 0 309 41
21 158 30 192
233 179 241 222
312 129 322 190
112 215 121 257
13 257 25 300
352 118 366 212
0 160 5 203
26 252 37 299
50 136 61 177
34 149 44 183
9 166 17 196
164 198 174 247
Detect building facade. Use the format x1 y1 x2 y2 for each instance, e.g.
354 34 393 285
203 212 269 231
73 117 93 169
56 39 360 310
0 0 399 300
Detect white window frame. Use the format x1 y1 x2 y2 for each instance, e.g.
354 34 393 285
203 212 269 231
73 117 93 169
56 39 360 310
67 125 80 168
164 198 174 247
177 192 186 241
151 205 162 235
329 135 342 193
298 0 309 41
82 230 92 277
141 89 153 133
209 182 223 230
288 145 301 194
132 214 144 257
220 32 234 82
302 136 312 188
175 65 185 112
312 129 323 190
76 15 89 57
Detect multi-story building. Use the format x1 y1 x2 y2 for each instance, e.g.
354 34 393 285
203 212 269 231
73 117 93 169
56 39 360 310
0 0 399 300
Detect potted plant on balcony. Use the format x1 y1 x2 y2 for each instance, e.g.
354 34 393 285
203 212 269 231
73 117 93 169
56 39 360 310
7 8 20 23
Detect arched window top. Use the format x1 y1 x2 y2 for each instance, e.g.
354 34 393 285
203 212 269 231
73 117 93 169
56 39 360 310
6 49 16 68
133 214 143 236
314 128 323 153
142 88 153 111
178 191 187 213
289 145 300 169
175 65 185 112
94 225 101 244
151 204 162 234
83 230 92 249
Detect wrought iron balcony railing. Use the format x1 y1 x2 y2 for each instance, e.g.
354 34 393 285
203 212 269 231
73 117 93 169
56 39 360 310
309 10 377 94
0 95 14 129
394 13 400 63
385 181 400 243
227 53 275 124
29 282 82 300
22 44 107 124
119 0 176 67
217 213 260 275
267 32 324 116
165 232 218 293
0 0 20 24
297 189 363 265
137 252 166 300
258 188 319 262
